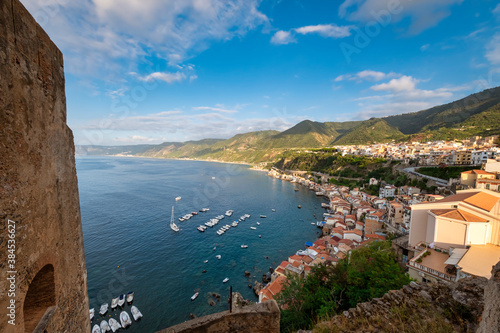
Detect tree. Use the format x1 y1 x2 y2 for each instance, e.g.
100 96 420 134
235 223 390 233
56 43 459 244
277 241 411 332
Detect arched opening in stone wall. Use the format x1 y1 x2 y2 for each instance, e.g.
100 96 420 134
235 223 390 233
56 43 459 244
23 264 56 332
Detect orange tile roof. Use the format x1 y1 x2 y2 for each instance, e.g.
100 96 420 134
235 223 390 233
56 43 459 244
365 234 386 240
302 256 313 264
344 229 363 236
279 261 290 268
430 209 488 222
438 191 499 212
288 254 302 262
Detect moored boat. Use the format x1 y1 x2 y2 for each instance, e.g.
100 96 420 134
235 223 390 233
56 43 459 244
111 297 118 309
191 292 199 301
260 215 266 218
225 210 234 216
222 277 229 283
256 222 260 225
216 254 221 259
89 308 95 320
99 303 108 315
118 294 126 307
100 320 110 332
241 245 248 248
170 206 180 232
120 311 132 328
108 318 121 332
175 196 181 201
250 227 256 230
92 324 101 333
126 291 134 303
131 305 143 321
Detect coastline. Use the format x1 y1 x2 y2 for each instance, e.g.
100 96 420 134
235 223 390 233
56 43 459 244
76 154 257 168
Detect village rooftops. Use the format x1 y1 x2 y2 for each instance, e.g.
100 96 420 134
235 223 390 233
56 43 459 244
430 209 488 223
437 190 499 212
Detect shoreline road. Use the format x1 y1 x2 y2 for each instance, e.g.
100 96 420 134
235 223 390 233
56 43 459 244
402 167 449 187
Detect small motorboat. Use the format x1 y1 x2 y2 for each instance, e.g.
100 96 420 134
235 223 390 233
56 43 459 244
178 217 185 222
126 291 134 303
298 205 302 208
260 215 266 218
202 270 207 273
92 324 101 333
241 245 248 248
256 222 260 225
272 209 276 212
191 292 199 301
120 311 132 328
175 196 182 201
100 320 110 332
250 227 257 230
216 254 221 259
259 235 262 238
89 308 95 320
118 294 126 307
204 260 208 263
223 277 229 283
131 306 143 321
111 297 118 309
191 211 198 215
99 303 108 315
108 318 121 332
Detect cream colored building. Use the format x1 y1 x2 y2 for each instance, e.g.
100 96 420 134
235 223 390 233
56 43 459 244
408 189 500 282
460 169 496 188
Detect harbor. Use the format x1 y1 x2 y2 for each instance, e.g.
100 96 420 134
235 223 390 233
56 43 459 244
78 156 325 331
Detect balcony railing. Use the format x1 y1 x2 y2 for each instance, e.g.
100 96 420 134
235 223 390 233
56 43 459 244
407 261 454 281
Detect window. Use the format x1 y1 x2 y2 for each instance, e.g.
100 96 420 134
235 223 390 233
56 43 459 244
23 264 55 332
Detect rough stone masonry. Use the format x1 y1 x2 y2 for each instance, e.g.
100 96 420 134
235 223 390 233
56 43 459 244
0 0 90 332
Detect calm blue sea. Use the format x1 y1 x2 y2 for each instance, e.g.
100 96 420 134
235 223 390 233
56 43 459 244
76 156 325 332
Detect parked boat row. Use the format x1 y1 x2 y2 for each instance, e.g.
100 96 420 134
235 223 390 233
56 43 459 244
91 307 142 333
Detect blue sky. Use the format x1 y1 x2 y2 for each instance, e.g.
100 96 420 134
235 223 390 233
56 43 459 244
21 0 500 145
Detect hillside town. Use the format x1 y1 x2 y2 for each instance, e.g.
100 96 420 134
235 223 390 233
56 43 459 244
325 135 499 166
258 154 500 304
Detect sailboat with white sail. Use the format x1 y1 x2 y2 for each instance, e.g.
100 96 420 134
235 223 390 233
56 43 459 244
170 206 179 232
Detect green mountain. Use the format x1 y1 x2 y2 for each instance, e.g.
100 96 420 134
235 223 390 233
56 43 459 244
76 87 500 163
264 120 341 148
384 86 500 134
333 118 405 145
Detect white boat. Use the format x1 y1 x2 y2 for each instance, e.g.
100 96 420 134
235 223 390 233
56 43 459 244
256 222 260 225
223 277 229 283
92 324 101 333
130 306 143 321
250 227 257 230
126 291 134 303
120 311 132 328
175 196 181 201
99 303 108 315
231 222 238 227
259 235 261 238
111 297 118 309
100 320 110 332
260 215 267 218
170 206 180 232
89 308 95 320
216 254 221 259
108 318 121 332
178 217 185 222
272 209 276 212
225 210 234 216
197 226 206 232
191 292 199 301
200 208 210 212
241 245 248 248
118 294 126 307
204 260 208 263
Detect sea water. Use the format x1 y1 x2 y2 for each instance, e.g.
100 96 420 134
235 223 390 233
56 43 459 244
77 156 325 332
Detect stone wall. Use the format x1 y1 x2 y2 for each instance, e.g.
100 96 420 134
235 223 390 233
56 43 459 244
477 261 500 333
0 0 89 332
157 300 280 333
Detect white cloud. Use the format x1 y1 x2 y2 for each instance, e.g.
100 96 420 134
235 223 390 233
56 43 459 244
294 24 353 38
75 108 304 145
371 75 419 93
339 0 463 35
270 30 296 45
420 44 430 51
139 72 186 83
334 70 399 82
192 106 238 114
21 0 268 79
494 4 500 15
486 33 500 66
